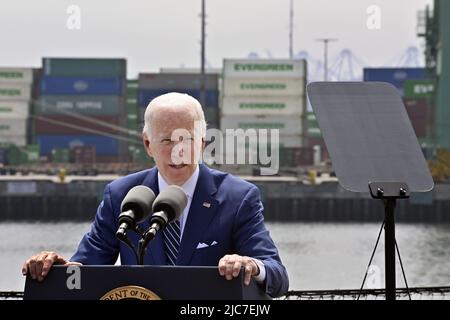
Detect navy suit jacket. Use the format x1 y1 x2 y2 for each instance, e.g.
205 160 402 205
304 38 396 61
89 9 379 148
71 163 289 297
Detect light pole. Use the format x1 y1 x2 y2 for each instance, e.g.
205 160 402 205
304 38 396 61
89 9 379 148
315 38 337 81
200 0 206 107
289 0 294 59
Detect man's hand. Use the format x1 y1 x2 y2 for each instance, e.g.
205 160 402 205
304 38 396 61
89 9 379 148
218 254 260 285
22 251 81 282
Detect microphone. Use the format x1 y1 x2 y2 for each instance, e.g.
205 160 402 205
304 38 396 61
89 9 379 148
147 185 188 237
116 185 156 240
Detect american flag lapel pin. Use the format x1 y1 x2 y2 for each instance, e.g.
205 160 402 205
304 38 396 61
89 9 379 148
203 202 211 208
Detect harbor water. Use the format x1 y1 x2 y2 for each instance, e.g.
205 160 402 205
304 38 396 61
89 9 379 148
1 222 449 292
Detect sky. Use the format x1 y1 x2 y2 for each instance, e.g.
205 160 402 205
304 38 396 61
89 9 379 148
0 0 433 78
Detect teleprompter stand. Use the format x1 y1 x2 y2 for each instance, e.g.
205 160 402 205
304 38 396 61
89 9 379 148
307 82 434 300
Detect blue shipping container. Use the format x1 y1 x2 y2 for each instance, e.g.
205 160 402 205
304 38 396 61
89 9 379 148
0 148 8 164
40 76 124 96
363 68 430 92
36 135 119 155
138 89 219 107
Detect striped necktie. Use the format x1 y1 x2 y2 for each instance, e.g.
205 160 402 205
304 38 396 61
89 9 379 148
163 219 181 265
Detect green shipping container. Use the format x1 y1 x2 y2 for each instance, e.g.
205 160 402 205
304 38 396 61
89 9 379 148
43 58 126 77
127 105 139 132
127 80 138 97
306 112 321 137
26 144 39 163
51 148 70 163
7 146 28 165
403 79 435 99
127 103 138 114
130 147 153 164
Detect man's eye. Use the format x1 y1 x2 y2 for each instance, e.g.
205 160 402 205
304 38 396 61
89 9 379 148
160 139 172 145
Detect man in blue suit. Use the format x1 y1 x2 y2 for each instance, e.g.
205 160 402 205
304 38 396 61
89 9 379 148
22 92 289 298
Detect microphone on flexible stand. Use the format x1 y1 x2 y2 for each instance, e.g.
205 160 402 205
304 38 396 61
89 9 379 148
115 185 156 263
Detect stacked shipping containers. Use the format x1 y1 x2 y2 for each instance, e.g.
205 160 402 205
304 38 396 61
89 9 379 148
34 58 129 162
137 73 220 129
221 59 307 167
305 111 329 163
363 68 433 143
0 68 33 147
126 79 150 164
0 68 40 165
403 79 435 140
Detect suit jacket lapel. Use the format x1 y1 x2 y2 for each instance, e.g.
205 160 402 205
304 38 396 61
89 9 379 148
177 164 219 265
139 167 167 265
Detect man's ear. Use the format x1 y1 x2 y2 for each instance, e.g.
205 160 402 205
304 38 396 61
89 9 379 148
142 133 154 158
201 138 206 150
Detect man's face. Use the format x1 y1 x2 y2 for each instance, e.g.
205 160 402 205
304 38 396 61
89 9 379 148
143 106 203 186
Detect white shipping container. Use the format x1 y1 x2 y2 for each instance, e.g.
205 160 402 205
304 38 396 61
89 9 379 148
0 68 34 84
212 135 303 165
0 118 27 136
0 135 27 146
223 78 305 97
221 96 304 116
220 115 302 135
206 134 302 149
0 101 30 118
218 135 303 149
0 83 32 101
223 59 306 78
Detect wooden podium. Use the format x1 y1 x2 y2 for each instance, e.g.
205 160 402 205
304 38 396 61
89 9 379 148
24 265 270 300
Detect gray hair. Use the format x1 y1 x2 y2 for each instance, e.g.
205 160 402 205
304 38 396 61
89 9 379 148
142 92 207 140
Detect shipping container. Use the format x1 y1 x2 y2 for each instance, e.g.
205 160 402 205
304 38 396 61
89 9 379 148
138 89 219 107
306 112 322 138
223 59 306 78
35 95 125 115
130 147 152 164
292 147 314 166
0 101 29 118
204 107 219 129
403 98 429 138
127 98 138 106
215 144 306 168
207 133 302 151
0 148 7 164
40 76 125 96
34 115 126 135
71 145 96 164
0 135 27 146
5 145 28 165
36 135 119 156
403 79 435 99
220 115 302 135
43 58 126 77
307 126 322 138
51 148 70 163
138 107 146 128
25 144 39 163
221 96 304 115
0 83 31 101
403 99 429 119
138 73 219 89
0 118 27 136
127 113 138 121
127 79 138 100
127 111 139 133
0 68 34 84
363 68 430 91
222 78 305 97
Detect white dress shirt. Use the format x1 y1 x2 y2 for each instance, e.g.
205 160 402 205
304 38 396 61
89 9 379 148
158 166 199 238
